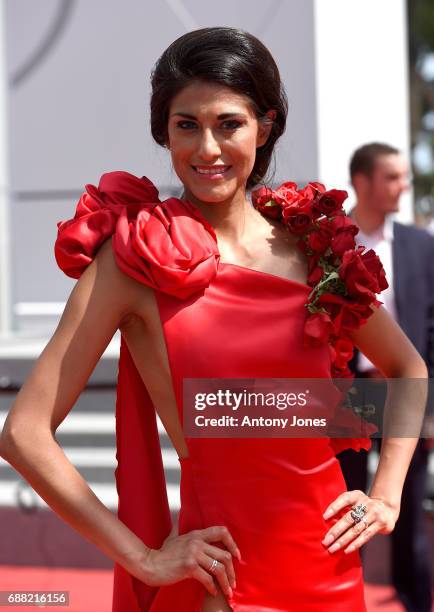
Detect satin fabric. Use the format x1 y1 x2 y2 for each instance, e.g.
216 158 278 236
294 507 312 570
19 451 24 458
147 264 366 611
55 172 370 611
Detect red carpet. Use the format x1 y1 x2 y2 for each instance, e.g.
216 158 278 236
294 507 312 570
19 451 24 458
0 565 429 611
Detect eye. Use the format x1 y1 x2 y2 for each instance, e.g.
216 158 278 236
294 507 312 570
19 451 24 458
176 120 197 130
221 120 243 131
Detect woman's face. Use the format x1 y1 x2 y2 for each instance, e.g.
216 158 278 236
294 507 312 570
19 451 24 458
166 81 272 206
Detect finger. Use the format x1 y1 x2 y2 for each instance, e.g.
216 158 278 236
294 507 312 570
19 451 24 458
343 520 378 554
322 506 365 547
323 490 363 520
327 515 371 553
191 564 219 597
200 554 233 599
204 544 236 589
201 526 242 561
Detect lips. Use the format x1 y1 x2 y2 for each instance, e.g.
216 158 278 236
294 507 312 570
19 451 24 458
192 165 231 175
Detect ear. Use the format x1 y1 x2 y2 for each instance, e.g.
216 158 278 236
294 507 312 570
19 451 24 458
352 173 370 195
256 110 276 148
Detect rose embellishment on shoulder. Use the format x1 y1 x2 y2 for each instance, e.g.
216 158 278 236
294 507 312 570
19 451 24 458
55 171 220 299
251 181 389 380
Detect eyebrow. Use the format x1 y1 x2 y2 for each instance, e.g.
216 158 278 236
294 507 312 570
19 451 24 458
170 112 247 120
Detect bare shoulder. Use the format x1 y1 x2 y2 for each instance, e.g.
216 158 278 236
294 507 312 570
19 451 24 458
255 215 309 282
263 216 305 255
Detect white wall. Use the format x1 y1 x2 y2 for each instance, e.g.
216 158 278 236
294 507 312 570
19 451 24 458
314 0 412 222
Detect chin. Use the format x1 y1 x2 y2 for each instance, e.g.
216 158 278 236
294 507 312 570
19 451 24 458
186 184 238 205
192 192 233 205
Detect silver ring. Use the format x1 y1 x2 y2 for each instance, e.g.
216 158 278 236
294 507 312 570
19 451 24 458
350 503 367 524
208 558 219 573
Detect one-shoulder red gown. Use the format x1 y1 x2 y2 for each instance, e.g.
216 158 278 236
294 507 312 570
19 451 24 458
55 172 374 612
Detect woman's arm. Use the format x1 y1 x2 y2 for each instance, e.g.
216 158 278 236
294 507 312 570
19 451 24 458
322 304 428 553
0 240 238 597
350 304 427 504
0 240 154 576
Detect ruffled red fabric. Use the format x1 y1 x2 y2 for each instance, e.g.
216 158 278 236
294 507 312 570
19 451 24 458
55 172 159 278
55 171 220 299
113 198 220 299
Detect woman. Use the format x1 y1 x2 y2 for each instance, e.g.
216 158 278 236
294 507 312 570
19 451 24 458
0 27 428 612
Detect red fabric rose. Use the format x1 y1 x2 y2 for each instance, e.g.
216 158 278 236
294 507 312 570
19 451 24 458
339 246 389 304
304 312 335 346
298 182 326 200
251 182 299 217
55 172 159 278
327 383 378 452
335 301 375 335
250 186 273 206
306 218 334 254
113 198 220 299
315 292 374 335
329 400 378 437
95 171 160 209
272 181 299 205
250 187 282 219
327 213 359 258
307 255 324 286
281 197 314 235
328 398 377 454
312 189 348 216
329 337 354 371
360 248 389 291
329 388 378 453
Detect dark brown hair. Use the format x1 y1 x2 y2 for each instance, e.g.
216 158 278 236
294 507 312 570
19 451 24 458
150 27 288 189
349 142 400 181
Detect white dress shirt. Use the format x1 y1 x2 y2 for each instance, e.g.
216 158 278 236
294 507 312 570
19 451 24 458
351 213 398 371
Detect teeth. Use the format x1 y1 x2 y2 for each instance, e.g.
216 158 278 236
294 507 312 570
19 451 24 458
195 167 229 174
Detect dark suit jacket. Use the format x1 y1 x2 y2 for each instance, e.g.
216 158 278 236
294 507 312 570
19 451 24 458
347 209 434 378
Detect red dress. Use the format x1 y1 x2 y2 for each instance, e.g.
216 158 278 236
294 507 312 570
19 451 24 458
55 171 377 612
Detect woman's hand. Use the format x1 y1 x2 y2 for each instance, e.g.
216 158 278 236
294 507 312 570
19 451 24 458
141 526 241 599
321 489 399 554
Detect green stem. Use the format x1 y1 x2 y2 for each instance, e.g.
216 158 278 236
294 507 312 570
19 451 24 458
308 270 340 301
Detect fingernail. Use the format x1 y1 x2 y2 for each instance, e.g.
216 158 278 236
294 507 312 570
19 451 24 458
329 542 340 553
322 534 334 546
323 509 333 519
236 548 242 561
233 580 237 589
345 546 354 554
228 587 233 598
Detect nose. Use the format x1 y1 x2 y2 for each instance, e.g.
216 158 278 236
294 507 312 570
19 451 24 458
197 128 221 160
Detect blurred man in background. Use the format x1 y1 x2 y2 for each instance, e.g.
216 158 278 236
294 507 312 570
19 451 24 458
338 142 434 612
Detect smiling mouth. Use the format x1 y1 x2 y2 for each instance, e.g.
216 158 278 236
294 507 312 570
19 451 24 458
192 165 231 175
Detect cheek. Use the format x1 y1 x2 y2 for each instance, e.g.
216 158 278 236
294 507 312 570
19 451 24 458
167 128 193 155
229 134 258 166
383 184 396 199
169 141 195 172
